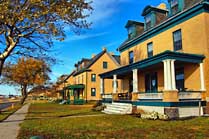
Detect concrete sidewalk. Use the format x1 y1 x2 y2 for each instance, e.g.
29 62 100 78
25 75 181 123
0 103 30 139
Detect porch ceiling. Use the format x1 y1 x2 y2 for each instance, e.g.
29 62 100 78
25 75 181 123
99 50 205 79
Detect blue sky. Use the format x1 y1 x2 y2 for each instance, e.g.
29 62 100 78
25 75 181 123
0 0 166 95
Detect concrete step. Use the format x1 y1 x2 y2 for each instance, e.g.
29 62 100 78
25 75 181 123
102 109 131 114
102 109 124 114
106 105 129 110
103 102 132 114
105 107 132 113
112 102 132 107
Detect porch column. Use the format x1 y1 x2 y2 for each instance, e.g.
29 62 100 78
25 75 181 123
113 74 117 94
166 60 172 90
200 63 206 91
132 69 138 92
171 60 176 90
163 60 168 90
100 78 104 94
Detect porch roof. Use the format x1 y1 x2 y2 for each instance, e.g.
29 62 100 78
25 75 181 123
64 84 85 90
99 50 205 79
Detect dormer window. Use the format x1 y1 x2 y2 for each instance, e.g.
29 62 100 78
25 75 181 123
145 14 152 30
125 20 144 40
171 0 178 15
128 25 136 39
142 4 168 30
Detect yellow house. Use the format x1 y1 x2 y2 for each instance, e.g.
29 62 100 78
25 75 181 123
100 0 209 118
64 48 121 103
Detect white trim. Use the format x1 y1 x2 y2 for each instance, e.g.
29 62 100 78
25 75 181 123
132 69 138 92
171 60 176 90
167 60 172 90
163 60 168 90
100 78 104 94
200 63 206 91
113 75 117 94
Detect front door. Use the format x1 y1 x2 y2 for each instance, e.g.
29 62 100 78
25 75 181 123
145 72 158 93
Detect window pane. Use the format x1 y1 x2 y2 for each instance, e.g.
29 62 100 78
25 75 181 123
147 42 153 57
175 68 184 91
129 51 134 64
145 14 151 23
173 30 182 51
145 14 152 29
91 88 96 96
103 62 108 69
91 74 96 82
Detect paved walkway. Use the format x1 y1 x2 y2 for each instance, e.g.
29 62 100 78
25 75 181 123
0 103 30 139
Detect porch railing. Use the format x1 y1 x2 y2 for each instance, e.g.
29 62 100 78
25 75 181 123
179 91 202 100
138 92 163 100
118 92 132 100
102 93 113 99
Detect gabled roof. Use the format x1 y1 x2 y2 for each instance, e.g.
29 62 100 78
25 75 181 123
64 70 76 82
112 55 120 64
73 49 120 76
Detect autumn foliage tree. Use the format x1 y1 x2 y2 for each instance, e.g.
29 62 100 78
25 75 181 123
0 0 92 76
2 57 51 104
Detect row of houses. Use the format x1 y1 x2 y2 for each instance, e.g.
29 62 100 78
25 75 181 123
58 0 209 118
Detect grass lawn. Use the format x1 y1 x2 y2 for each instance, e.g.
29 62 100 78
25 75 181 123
0 103 21 122
18 103 209 139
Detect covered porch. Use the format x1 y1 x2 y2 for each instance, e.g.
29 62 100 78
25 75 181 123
64 84 85 104
99 51 206 103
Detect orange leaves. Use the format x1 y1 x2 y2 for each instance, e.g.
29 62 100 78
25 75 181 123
3 57 50 87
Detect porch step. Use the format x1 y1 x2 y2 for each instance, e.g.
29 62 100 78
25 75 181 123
102 102 132 114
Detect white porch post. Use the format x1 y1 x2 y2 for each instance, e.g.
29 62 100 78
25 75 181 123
133 69 138 92
167 60 172 90
163 59 176 90
100 78 104 95
163 60 168 90
113 74 117 94
171 60 176 90
200 63 206 91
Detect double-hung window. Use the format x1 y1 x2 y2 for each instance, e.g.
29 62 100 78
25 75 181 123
173 29 182 51
91 88 96 96
147 42 153 58
145 14 152 29
129 51 134 64
91 74 96 82
128 26 135 39
103 61 108 69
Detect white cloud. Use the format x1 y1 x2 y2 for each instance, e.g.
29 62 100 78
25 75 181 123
65 31 109 41
88 0 131 26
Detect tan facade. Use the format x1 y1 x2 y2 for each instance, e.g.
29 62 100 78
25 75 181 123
119 12 209 96
64 50 121 101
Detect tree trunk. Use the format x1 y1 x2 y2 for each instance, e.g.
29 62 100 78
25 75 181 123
20 84 28 105
0 59 5 77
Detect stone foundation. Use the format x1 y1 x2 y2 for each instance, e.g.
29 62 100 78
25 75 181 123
137 105 204 119
164 107 179 119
